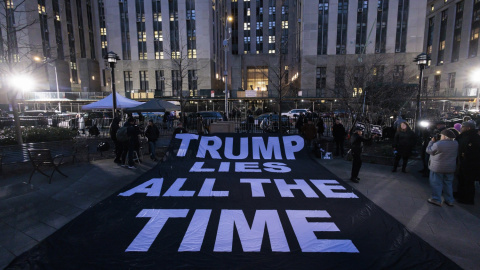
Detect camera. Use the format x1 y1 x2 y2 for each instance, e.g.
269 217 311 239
429 132 441 141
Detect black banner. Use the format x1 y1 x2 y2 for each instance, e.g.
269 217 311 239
9 134 459 269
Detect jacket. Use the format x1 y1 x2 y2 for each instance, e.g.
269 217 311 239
393 130 416 156
350 133 371 153
332 123 346 140
145 124 160 142
426 140 458 173
456 129 480 179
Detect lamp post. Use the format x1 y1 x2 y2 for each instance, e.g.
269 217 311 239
104 51 120 114
224 15 233 119
413 53 430 130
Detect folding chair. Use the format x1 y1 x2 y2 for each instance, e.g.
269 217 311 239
28 149 68 184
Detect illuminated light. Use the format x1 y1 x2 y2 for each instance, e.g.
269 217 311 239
436 70 441 74
92 76 95 80
471 69 480 83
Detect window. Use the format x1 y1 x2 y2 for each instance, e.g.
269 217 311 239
469 0 480 57
120 0 131 60
356 0 368 54
139 70 149 90
335 66 345 91
375 0 388 53
76 0 86 58
395 0 409 53
155 70 165 96
318 0 329 55
136 0 147 59
448 72 456 89
427 17 434 57
336 0 348 54
188 70 197 96
172 70 181 96
437 10 448 65
452 1 464 62
433 75 441 92
316 67 327 97
124 71 133 92
393 65 404 82
186 0 196 58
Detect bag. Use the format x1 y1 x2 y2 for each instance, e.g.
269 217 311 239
116 126 130 142
345 149 353 161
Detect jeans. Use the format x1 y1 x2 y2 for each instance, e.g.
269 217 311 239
148 141 157 159
429 171 454 203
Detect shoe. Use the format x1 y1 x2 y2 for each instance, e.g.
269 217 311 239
114 159 121 164
427 198 442 207
445 201 454 207
128 165 137 169
418 169 427 173
153 158 158 161
121 164 127 167
350 178 359 183
401 169 406 173
392 169 397 173
453 192 459 198
355 177 360 181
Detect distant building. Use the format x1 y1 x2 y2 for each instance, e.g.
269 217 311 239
422 0 480 111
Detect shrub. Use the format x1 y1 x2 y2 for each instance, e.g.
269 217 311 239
0 127 77 146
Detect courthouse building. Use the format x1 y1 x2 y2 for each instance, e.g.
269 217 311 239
9 0 475 112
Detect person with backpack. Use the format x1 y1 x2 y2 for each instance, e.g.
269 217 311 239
145 119 160 161
120 118 140 169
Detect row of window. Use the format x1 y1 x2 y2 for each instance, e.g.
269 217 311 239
428 0 480 65
123 70 198 94
318 0 409 55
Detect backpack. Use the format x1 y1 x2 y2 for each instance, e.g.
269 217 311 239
116 126 130 142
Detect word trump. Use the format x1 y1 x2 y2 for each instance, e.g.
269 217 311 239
175 134 304 160
118 178 358 199
125 209 359 253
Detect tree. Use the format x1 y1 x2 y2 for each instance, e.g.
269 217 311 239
0 0 44 144
160 25 208 124
254 35 298 120
327 54 417 126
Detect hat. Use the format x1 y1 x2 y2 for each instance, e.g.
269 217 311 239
461 120 476 129
440 129 456 139
354 126 364 132
148 119 154 123
453 123 462 132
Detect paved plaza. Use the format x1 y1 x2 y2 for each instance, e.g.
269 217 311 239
0 149 479 269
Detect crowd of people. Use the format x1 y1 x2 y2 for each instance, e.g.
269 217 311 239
347 115 480 207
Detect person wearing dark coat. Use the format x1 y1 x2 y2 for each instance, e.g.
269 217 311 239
332 119 347 157
392 122 416 173
145 119 160 161
350 127 376 183
316 118 325 138
110 116 123 164
454 121 480 205
121 118 141 169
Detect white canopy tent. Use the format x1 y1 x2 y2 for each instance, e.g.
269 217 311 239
81 93 144 110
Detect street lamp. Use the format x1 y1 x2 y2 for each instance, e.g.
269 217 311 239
34 56 61 112
224 15 233 119
413 53 430 130
471 69 480 110
104 51 120 114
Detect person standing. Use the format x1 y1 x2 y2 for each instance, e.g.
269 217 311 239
110 116 123 164
316 117 325 138
197 114 205 135
350 127 375 183
121 118 140 169
426 129 458 206
301 120 317 148
392 122 416 173
454 121 480 205
145 119 160 161
332 119 347 157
